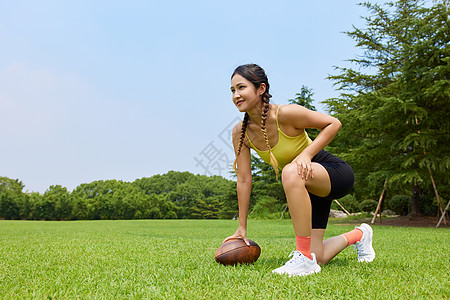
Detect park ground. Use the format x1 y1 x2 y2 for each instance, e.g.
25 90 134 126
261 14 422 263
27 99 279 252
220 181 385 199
0 217 448 299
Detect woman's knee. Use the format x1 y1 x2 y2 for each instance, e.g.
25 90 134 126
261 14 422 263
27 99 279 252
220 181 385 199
282 163 305 189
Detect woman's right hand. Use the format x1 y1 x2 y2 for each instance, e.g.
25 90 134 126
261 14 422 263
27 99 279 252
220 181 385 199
222 226 250 246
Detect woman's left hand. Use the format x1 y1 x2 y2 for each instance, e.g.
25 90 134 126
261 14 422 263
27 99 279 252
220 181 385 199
293 153 314 181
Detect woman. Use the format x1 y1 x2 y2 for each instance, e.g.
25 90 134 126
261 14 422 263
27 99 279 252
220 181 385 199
225 64 375 277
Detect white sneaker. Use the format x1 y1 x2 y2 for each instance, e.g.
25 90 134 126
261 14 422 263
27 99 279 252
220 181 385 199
353 223 375 262
272 251 321 277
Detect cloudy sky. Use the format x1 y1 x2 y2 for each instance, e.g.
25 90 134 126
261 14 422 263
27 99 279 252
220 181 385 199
1 0 374 193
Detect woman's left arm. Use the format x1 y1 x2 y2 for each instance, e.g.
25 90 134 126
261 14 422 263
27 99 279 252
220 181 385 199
280 105 342 179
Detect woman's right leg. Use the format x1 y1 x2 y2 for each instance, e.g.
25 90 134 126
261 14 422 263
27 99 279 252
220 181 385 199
281 162 332 238
272 162 330 276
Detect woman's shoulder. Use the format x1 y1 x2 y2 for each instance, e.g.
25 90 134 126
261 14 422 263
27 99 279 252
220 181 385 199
232 121 243 136
232 122 247 142
278 103 308 114
277 104 309 123
232 120 252 149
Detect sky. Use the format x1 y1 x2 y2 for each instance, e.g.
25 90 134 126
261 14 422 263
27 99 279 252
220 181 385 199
1 0 372 193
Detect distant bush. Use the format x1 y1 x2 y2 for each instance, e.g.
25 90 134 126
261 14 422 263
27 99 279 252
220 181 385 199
359 199 378 213
419 192 438 217
333 194 360 213
389 195 410 216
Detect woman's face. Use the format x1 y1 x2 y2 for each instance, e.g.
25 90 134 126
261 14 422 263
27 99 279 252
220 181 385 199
230 74 264 113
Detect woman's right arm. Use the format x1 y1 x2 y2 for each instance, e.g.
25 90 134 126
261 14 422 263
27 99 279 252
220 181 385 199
224 124 253 245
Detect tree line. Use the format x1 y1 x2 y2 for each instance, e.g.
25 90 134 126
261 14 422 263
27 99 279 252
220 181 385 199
0 172 240 220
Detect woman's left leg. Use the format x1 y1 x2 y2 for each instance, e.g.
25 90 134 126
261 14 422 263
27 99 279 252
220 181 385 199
311 229 348 265
311 226 375 265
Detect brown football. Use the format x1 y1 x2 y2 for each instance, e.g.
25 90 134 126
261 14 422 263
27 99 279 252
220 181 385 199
214 238 261 266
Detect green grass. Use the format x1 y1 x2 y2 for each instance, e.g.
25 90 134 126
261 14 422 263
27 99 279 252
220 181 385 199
0 220 448 299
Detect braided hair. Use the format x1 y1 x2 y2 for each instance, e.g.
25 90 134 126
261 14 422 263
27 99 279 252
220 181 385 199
232 64 279 178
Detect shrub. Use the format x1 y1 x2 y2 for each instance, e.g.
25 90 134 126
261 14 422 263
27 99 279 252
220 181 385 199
389 195 410 215
359 199 378 213
334 194 360 213
164 211 178 219
419 192 438 216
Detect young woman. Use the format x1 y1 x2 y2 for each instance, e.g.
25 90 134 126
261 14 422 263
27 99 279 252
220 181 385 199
225 64 375 277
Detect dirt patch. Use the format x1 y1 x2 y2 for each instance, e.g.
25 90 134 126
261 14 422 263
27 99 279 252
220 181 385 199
372 215 449 228
333 215 449 228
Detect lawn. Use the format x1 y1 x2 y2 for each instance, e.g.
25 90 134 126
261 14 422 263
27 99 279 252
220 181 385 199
0 219 448 299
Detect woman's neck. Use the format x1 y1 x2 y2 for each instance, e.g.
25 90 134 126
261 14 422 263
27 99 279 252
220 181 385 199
247 103 272 125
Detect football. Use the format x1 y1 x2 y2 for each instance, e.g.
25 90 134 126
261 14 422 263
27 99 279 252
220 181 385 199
214 238 261 266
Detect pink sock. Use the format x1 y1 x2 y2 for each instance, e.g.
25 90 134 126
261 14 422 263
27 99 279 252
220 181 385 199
295 235 312 260
342 228 363 246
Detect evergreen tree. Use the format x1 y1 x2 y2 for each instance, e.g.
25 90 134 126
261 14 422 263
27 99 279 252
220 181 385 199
288 85 320 140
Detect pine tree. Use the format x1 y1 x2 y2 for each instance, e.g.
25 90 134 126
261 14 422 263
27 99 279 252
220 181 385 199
288 85 320 139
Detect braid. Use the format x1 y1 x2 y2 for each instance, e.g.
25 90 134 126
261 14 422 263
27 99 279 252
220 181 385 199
231 63 279 178
261 94 279 178
233 112 250 175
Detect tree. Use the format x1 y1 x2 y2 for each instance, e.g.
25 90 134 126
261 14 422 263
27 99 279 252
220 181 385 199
249 155 286 217
324 0 449 216
288 85 320 140
42 185 71 220
218 181 239 219
0 177 27 219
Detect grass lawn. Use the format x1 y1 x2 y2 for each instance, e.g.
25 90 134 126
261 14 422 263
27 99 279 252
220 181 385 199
0 219 448 299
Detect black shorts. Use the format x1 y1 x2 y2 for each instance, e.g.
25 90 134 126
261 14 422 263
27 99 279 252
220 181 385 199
310 150 354 229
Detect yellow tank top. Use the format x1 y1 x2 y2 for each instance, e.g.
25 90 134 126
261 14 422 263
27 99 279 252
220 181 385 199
246 105 312 169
